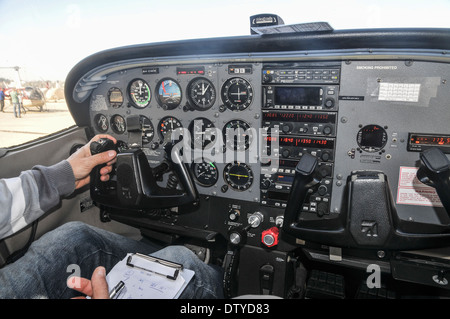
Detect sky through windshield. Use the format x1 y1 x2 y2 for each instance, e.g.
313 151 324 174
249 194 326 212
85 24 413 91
0 0 449 82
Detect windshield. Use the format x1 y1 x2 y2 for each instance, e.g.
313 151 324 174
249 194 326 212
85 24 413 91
0 0 448 148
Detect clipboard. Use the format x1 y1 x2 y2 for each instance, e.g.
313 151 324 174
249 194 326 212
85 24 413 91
105 253 195 299
126 253 182 280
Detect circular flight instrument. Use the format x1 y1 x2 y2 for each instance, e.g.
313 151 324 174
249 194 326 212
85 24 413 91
156 78 182 110
108 87 124 108
158 116 183 141
188 77 216 110
140 115 154 145
94 114 108 132
357 124 388 152
223 162 254 191
110 114 126 134
223 119 253 151
221 77 254 111
128 79 151 108
188 117 216 149
192 161 219 187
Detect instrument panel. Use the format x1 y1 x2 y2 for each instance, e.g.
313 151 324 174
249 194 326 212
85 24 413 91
88 59 450 227
89 63 262 203
83 48 450 257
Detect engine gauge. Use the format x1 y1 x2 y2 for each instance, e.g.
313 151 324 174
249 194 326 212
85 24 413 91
224 162 254 191
140 115 154 145
94 114 108 132
108 87 124 108
188 78 216 110
110 114 126 134
128 79 151 108
156 78 182 110
188 117 216 149
223 119 253 151
192 161 219 187
221 77 253 111
357 124 387 152
158 116 183 141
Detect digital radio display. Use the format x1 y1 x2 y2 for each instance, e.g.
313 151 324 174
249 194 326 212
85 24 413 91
274 87 321 106
263 111 335 123
265 136 334 149
410 134 450 146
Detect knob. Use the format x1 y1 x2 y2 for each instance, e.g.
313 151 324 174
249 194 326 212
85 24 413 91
261 179 272 189
263 74 273 83
261 227 279 247
281 124 292 134
321 151 331 162
281 149 291 158
228 209 240 221
248 212 264 228
229 231 243 245
317 202 328 217
323 125 332 135
317 185 328 196
324 98 335 108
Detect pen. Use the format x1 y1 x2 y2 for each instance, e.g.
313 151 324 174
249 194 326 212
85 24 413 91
109 280 125 299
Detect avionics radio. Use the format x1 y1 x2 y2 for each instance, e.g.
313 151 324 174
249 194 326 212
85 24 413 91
262 110 337 137
260 158 333 216
262 67 340 111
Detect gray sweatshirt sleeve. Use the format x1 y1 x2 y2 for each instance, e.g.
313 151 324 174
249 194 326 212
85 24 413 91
0 160 75 240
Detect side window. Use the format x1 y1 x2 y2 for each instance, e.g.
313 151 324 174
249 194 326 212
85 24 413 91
0 78 75 148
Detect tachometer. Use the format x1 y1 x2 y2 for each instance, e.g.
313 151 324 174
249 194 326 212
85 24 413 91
224 162 254 191
188 77 216 110
156 78 182 110
223 119 253 151
192 161 219 187
158 116 183 141
128 79 151 108
221 77 253 111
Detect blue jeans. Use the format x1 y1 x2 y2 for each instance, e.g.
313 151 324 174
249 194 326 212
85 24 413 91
0 222 223 299
13 102 20 117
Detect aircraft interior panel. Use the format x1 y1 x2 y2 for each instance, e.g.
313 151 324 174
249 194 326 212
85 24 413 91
63 28 450 298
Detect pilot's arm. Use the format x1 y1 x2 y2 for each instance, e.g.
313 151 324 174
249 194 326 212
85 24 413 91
0 134 117 240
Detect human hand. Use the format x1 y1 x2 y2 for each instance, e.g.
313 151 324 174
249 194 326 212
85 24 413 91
67 266 110 299
67 134 117 189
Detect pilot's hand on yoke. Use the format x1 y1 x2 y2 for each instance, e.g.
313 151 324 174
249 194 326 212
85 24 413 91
67 134 117 189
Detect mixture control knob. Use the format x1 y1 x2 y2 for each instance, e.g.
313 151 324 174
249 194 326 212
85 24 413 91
248 212 264 228
261 227 279 248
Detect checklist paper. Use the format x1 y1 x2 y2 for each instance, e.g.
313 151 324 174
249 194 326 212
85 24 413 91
106 253 194 299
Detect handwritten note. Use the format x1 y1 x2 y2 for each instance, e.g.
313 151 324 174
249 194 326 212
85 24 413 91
106 253 194 299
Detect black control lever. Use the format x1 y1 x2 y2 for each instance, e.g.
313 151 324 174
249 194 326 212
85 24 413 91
283 153 321 228
417 147 450 215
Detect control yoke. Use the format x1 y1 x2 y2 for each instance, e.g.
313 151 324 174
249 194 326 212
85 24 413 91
417 147 450 215
89 138 199 211
282 150 450 250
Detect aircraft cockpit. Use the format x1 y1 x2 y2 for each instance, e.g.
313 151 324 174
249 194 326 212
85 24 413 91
1 9 450 302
